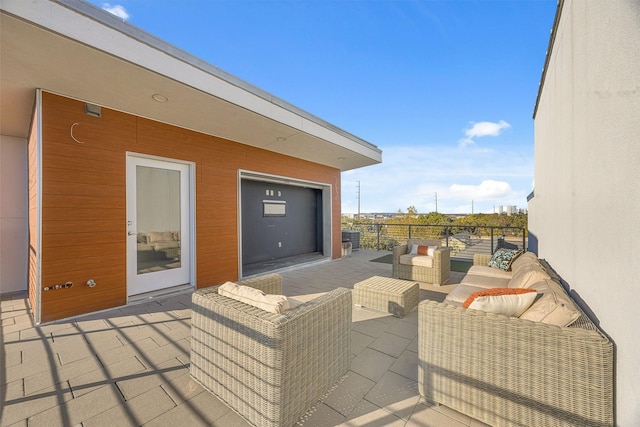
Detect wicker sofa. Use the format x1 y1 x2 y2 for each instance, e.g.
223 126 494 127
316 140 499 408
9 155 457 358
418 252 614 426
392 238 451 285
190 274 352 427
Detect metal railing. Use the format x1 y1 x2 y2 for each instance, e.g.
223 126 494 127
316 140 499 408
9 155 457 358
340 222 527 255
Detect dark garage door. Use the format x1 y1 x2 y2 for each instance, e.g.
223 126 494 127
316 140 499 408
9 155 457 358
241 179 322 269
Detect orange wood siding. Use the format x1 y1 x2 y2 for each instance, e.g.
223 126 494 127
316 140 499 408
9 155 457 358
38 93 131 322
36 92 342 322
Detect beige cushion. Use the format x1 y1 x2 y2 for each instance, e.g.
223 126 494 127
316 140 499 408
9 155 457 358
461 273 511 289
147 231 175 243
519 279 581 327
218 282 290 314
508 262 550 289
399 254 434 268
152 241 180 251
445 284 487 304
463 288 538 317
510 251 540 273
467 265 513 279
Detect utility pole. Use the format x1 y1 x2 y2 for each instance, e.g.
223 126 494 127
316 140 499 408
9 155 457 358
471 200 474 214
434 192 438 213
356 181 361 219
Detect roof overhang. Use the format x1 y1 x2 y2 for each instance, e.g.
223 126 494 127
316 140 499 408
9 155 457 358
0 0 381 171
532 0 563 119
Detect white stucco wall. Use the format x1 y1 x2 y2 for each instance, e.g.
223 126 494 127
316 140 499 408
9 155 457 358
530 1 640 425
0 135 28 294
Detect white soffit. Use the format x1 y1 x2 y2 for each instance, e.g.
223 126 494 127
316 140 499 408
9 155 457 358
0 0 382 171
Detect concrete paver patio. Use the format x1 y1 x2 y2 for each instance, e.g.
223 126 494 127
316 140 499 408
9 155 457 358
1 250 489 426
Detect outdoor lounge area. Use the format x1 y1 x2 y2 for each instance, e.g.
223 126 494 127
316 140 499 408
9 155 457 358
1 246 615 426
1 249 494 427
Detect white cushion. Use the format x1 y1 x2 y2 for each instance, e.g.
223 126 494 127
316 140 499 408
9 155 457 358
399 254 434 268
464 288 538 317
218 282 290 314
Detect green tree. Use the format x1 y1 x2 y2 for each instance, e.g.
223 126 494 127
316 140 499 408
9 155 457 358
417 212 452 225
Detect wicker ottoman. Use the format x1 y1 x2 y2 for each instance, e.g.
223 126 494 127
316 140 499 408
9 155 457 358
353 276 419 318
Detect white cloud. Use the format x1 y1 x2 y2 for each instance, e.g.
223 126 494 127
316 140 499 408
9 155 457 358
459 120 511 147
102 3 130 21
447 180 516 200
466 120 511 138
341 142 532 214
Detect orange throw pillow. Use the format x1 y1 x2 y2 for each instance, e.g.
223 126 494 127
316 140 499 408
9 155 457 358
417 245 430 255
463 287 536 308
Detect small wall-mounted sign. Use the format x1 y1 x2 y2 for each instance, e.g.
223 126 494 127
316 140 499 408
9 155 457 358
263 200 286 217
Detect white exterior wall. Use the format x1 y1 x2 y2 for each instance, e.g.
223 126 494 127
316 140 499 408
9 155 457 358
530 1 640 425
0 135 28 294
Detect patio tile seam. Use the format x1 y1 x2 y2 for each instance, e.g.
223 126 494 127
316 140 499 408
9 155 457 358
387 369 418 384
3 378 54 404
350 395 413 425
321 371 378 418
415 398 476 427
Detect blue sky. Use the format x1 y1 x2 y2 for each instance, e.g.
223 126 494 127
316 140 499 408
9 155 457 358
92 0 557 214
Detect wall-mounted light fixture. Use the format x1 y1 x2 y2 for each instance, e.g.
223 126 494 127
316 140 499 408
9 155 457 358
84 103 102 117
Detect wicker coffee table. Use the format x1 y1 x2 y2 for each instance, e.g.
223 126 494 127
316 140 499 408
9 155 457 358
353 276 419 318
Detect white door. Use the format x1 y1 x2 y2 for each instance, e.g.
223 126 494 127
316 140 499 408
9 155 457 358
126 155 191 296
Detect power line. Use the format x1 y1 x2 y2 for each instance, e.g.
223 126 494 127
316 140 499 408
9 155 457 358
356 181 361 219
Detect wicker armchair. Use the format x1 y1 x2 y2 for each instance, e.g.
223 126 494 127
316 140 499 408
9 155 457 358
392 239 451 285
190 274 352 427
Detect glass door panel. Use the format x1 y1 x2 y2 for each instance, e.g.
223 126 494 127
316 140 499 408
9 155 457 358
127 155 191 296
136 166 181 274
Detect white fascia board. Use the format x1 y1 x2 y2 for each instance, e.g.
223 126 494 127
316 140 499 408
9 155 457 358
302 118 383 162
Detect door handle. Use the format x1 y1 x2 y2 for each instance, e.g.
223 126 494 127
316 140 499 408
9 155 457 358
128 231 136 236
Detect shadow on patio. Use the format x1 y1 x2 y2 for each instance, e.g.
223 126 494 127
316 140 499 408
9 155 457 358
1 249 485 426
